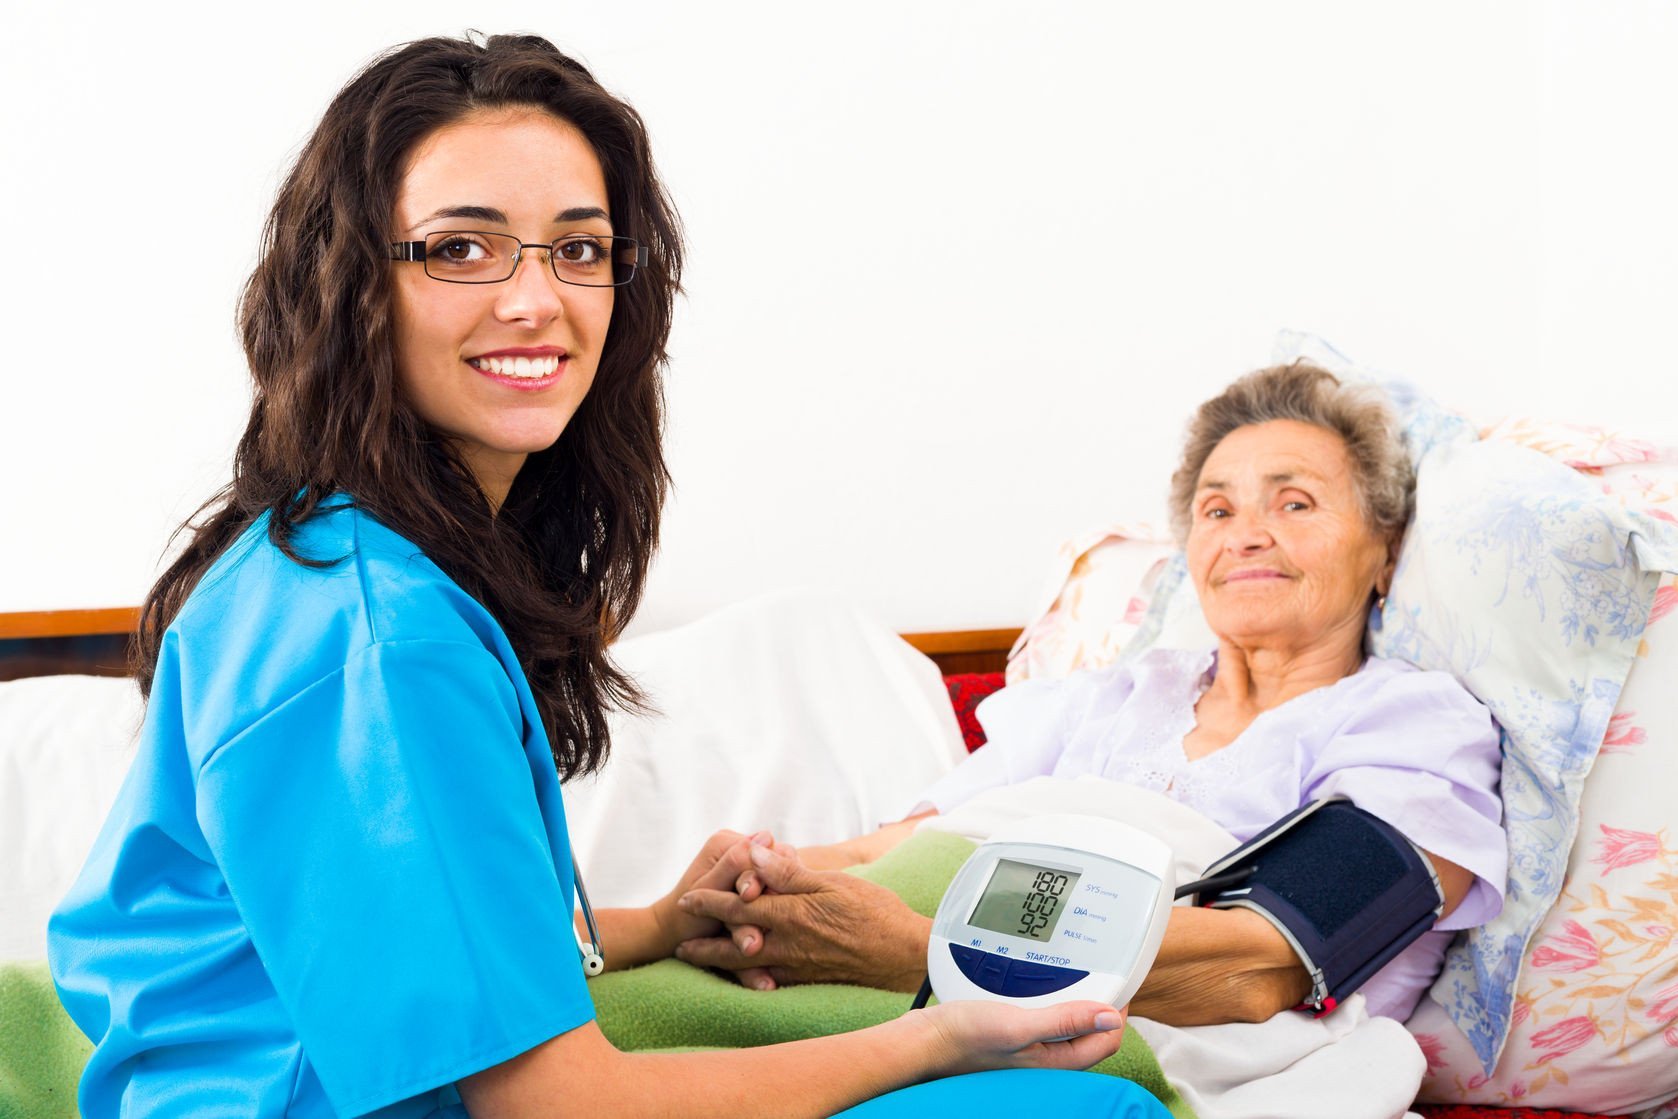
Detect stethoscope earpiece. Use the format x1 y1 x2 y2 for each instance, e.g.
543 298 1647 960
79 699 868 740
573 856 604 978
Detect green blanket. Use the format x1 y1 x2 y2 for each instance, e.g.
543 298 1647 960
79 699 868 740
592 831 1193 1118
0 962 89 1119
0 832 1191 1117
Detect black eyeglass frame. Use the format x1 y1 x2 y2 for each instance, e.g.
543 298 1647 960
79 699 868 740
389 231 648 288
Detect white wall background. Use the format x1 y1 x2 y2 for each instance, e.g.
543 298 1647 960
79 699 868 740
2 1 1674 634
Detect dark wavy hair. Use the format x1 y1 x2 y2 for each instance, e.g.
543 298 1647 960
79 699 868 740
134 33 683 781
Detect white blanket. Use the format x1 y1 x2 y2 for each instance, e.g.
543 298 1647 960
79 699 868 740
925 777 1427 1119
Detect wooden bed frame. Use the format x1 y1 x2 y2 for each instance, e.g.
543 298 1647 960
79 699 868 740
0 608 1019 681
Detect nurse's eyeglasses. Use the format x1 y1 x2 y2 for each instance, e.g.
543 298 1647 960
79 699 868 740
389 230 646 287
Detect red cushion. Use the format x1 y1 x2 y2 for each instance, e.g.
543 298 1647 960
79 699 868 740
944 672 1005 751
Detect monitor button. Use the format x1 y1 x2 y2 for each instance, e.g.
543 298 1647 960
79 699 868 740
947 944 1014 994
948 943 986 978
1001 960 1090 997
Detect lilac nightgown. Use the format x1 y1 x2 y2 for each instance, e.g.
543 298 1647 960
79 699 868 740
918 647 1507 1021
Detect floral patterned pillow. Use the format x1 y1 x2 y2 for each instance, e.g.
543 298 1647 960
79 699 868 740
1006 338 1678 1112
1264 333 1678 1081
1081 430 1677 1078
1004 523 1177 687
1371 433 1674 1071
1404 426 1678 1115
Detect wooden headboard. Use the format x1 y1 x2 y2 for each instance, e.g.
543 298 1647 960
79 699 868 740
0 609 1017 681
897 628 1018 675
0 609 141 682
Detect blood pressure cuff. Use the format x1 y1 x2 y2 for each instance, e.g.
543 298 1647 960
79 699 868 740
1188 797 1445 1016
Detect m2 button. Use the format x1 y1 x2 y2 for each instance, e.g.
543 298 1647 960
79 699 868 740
947 944 1088 997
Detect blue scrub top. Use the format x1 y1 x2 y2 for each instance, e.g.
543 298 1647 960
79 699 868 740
49 498 594 1117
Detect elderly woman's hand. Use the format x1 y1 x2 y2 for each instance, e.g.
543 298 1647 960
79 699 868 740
674 843 932 992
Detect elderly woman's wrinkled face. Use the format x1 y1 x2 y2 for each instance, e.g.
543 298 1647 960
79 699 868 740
1186 420 1395 657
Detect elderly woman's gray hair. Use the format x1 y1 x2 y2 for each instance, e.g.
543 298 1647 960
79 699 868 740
1167 362 1416 545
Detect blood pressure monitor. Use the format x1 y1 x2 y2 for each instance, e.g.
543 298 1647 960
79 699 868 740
927 815 1175 1008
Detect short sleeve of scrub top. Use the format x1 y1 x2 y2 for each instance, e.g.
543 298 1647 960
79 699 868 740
200 638 593 1114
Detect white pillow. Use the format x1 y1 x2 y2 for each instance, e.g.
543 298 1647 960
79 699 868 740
564 591 968 908
0 674 143 961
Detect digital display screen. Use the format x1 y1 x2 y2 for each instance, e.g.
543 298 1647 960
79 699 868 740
967 859 1083 941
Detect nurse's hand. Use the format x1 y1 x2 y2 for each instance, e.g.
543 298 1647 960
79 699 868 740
649 830 793 957
675 842 931 992
919 999 1129 1075
460 997 1128 1119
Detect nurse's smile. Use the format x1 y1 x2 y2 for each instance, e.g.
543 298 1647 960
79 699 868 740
466 346 570 388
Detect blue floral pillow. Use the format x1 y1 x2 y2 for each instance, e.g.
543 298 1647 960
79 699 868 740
1123 333 1677 1072
1370 436 1674 1071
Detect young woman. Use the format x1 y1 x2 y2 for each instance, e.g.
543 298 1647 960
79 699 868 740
47 34 1165 1118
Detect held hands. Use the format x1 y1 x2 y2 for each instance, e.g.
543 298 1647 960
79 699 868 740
674 840 931 992
650 829 797 956
668 835 1130 1077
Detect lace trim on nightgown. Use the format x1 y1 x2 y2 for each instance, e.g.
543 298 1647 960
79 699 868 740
1104 648 1343 819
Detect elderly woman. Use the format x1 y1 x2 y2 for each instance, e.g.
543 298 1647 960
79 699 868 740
674 362 1506 1026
